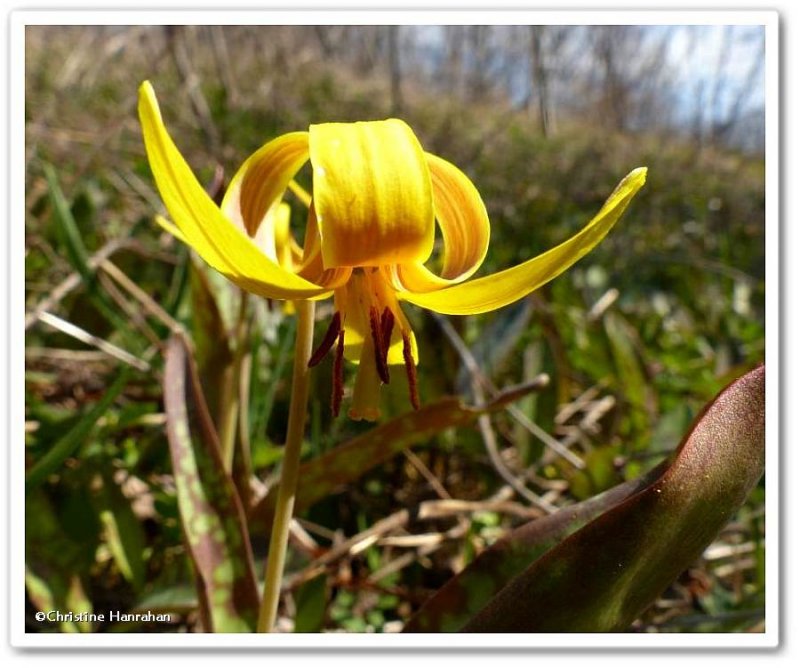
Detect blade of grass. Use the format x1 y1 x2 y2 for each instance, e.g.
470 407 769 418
92 467 147 592
42 162 133 339
25 368 132 492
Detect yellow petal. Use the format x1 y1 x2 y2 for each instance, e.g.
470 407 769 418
238 132 310 237
220 169 279 263
309 120 435 268
397 168 648 315
273 203 304 271
296 203 353 289
138 81 329 301
388 152 490 292
154 214 187 244
288 180 312 208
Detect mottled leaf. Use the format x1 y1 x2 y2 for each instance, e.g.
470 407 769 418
249 381 547 533
403 459 668 632
460 365 765 632
163 334 260 632
189 259 234 431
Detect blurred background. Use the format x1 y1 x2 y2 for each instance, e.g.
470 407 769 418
24 24 766 633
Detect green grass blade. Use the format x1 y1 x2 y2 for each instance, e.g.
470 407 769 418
93 467 147 592
25 490 95 632
42 162 133 337
25 369 131 492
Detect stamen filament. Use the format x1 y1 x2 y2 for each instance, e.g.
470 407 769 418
332 328 345 417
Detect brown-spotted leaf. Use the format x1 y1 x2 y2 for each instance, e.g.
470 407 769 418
403 459 668 632
163 334 260 632
460 364 765 632
249 380 547 533
189 259 234 431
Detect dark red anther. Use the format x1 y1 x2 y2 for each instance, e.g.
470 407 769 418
402 330 420 410
369 306 390 384
331 328 345 417
308 311 342 368
380 307 395 362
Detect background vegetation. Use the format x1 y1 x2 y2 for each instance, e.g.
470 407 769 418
24 25 766 633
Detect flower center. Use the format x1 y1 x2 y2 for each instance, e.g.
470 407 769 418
307 268 419 421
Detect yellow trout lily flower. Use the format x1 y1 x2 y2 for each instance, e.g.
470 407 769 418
138 81 647 421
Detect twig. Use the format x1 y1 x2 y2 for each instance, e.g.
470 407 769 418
436 313 582 468
99 259 183 334
587 287 620 322
25 347 118 363
403 449 451 500
503 403 586 468
555 384 603 424
285 489 542 591
433 313 560 512
166 26 220 153
25 237 132 330
37 311 149 372
97 271 162 348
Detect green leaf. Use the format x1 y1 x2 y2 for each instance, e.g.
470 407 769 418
293 573 328 632
603 310 656 445
43 163 90 277
459 365 765 632
25 369 131 492
134 585 199 616
249 381 547 533
25 490 95 633
162 334 260 632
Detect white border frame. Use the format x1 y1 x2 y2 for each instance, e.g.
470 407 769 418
8 7 780 651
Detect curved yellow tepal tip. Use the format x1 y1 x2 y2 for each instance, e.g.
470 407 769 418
137 80 330 301
611 167 647 199
397 167 649 316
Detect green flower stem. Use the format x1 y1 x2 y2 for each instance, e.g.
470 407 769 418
257 299 316 633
